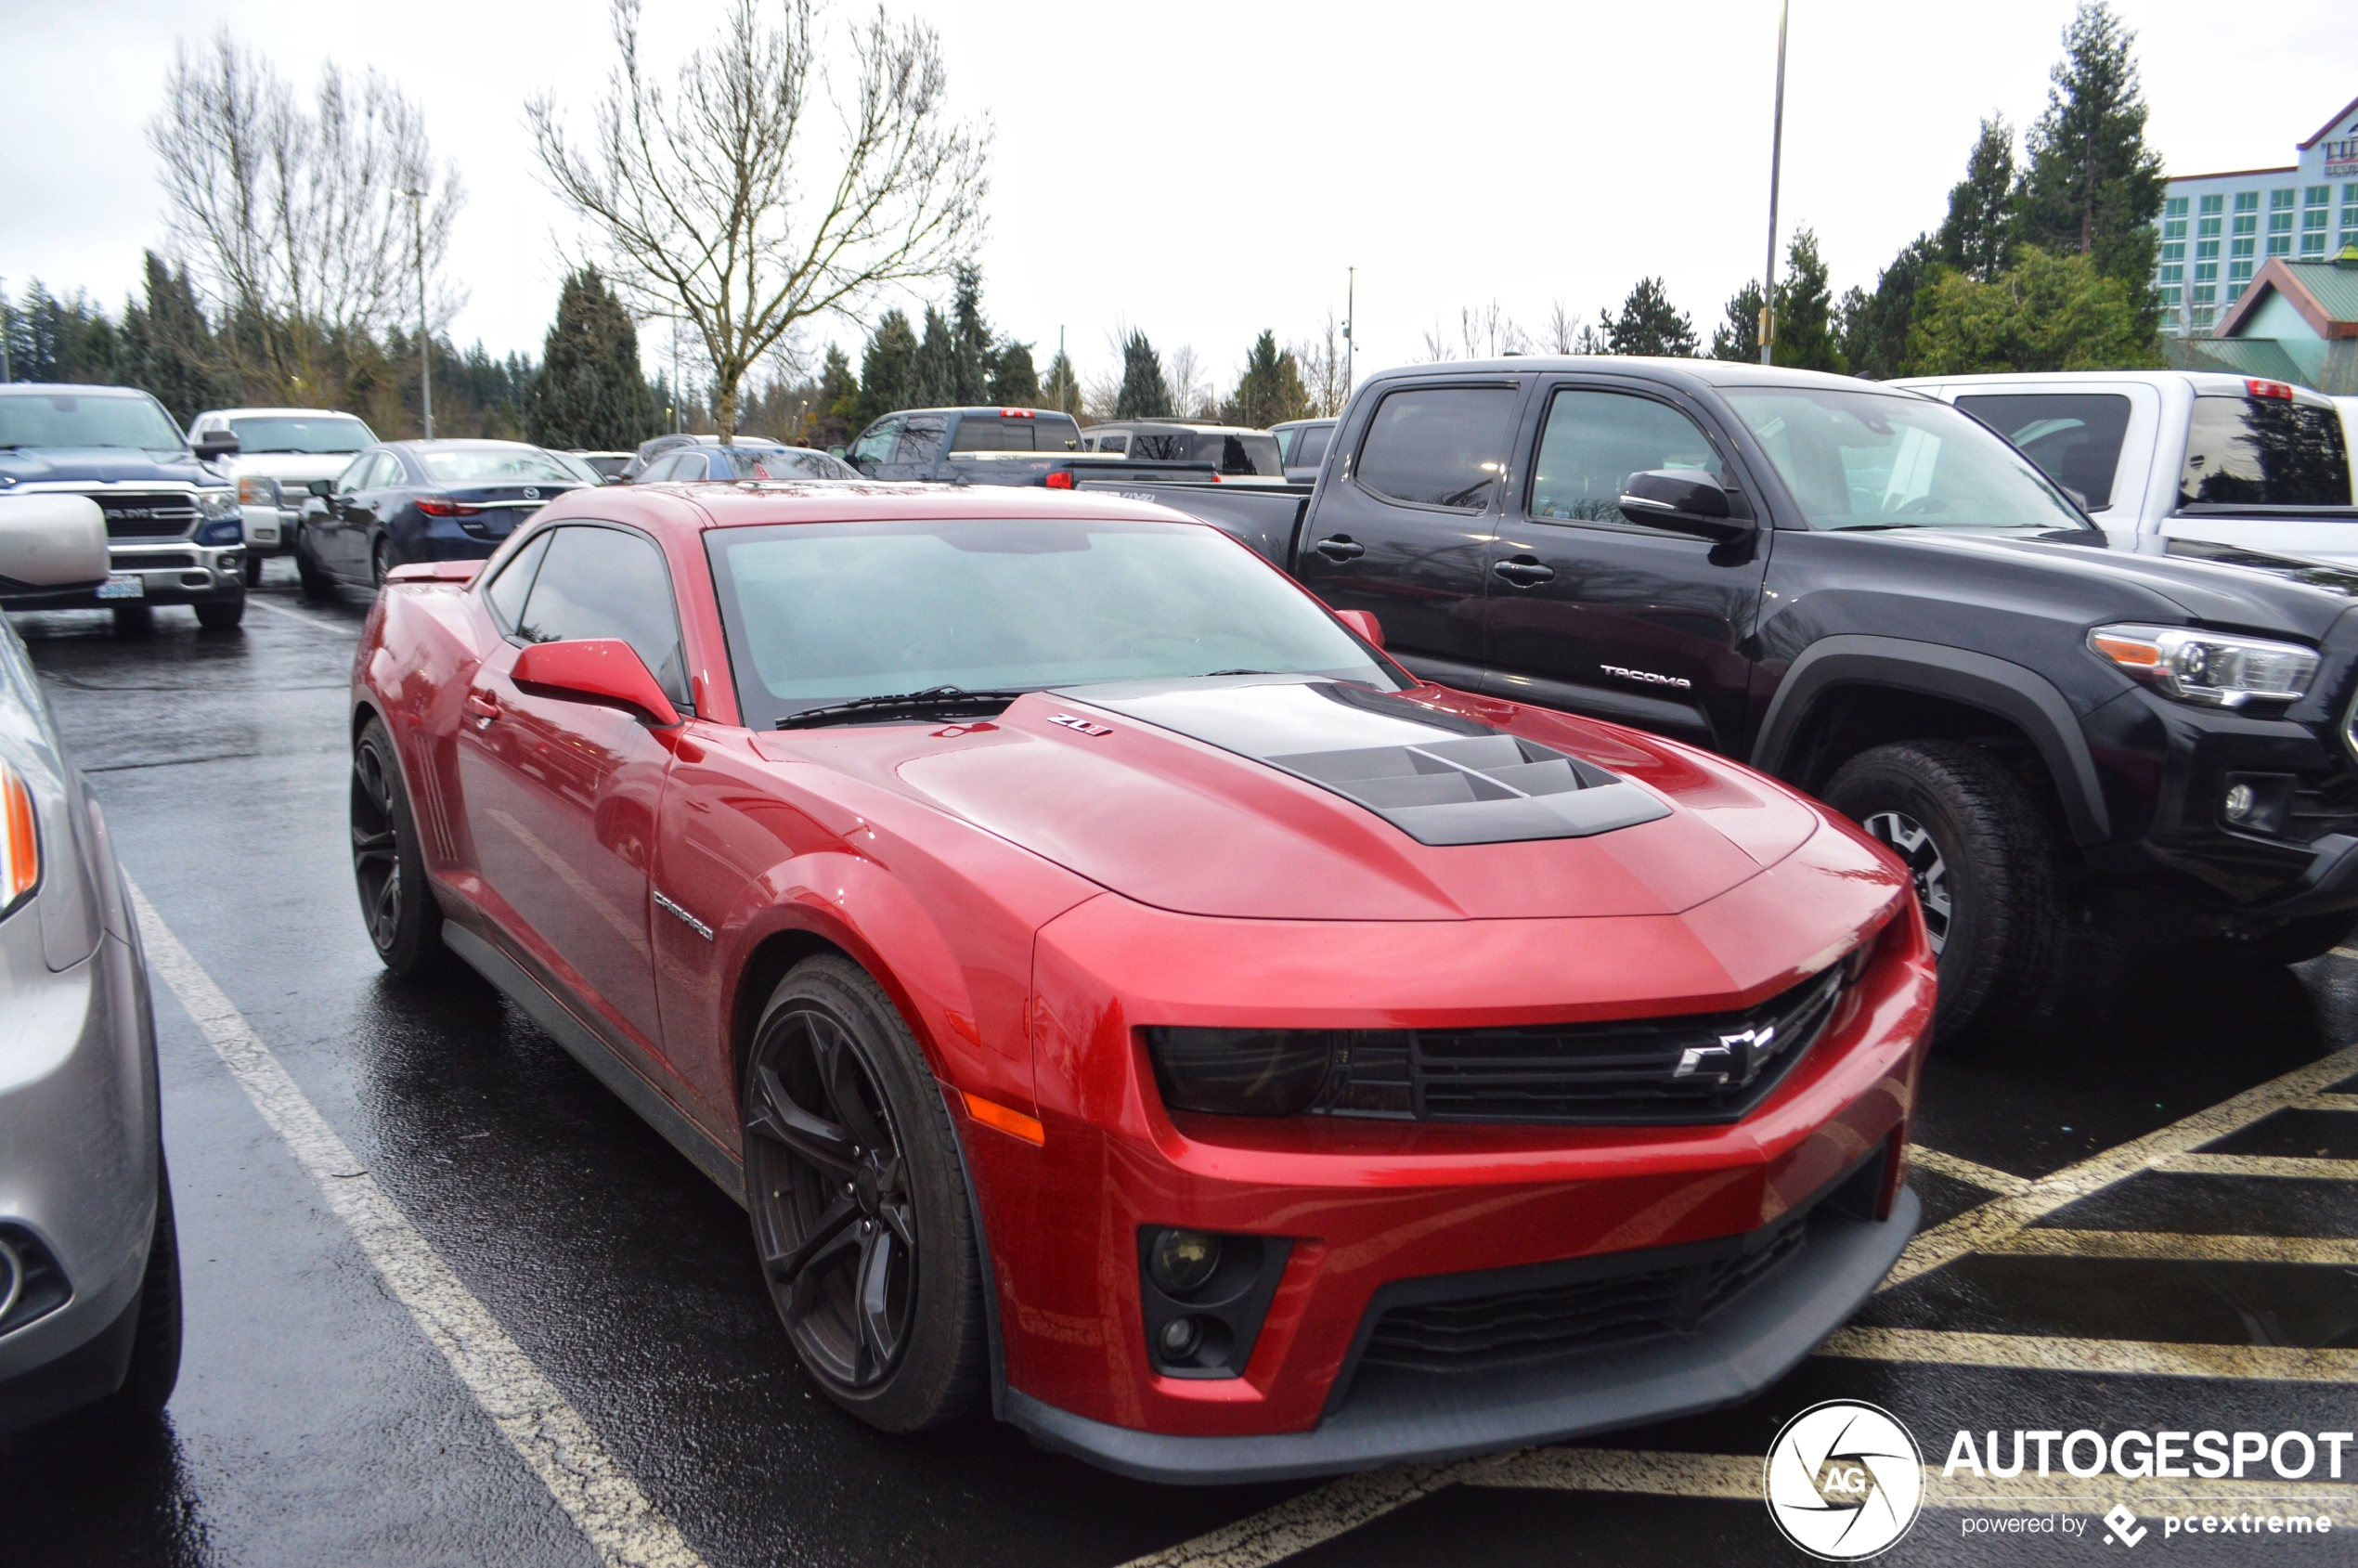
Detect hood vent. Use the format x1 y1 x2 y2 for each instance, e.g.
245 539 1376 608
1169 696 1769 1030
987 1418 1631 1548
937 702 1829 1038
1062 677 1671 846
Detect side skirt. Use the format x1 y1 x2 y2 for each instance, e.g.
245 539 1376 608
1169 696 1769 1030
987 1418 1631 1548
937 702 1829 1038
442 924 745 1207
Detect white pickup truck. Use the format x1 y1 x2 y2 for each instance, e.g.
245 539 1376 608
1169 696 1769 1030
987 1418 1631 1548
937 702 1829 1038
1893 370 2358 565
187 407 378 585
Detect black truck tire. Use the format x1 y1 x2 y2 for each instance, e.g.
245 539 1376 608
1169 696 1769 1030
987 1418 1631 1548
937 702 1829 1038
194 592 245 631
1824 741 2066 1046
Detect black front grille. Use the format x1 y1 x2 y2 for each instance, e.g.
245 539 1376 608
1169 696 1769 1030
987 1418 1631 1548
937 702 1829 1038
1360 1196 1818 1375
93 493 199 538
1365 965 1846 1126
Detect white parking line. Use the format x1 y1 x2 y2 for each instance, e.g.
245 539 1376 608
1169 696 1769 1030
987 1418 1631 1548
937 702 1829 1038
240 593 356 635
1992 1227 2358 1265
1908 1146 2031 1195
128 878 709 1568
1820 1326 2358 1382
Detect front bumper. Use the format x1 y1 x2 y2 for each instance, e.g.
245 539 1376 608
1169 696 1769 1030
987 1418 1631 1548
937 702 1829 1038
242 502 292 553
966 821 1931 1481
0 541 243 610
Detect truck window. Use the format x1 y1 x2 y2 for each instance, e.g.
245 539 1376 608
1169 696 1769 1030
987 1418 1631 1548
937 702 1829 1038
1954 394 2131 510
1354 386 1520 511
1132 433 1187 462
894 419 947 465
1098 433 1130 454
2178 395 2353 510
1530 391 1724 524
952 418 1039 452
848 420 900 467
1188 431 1283 476
1295 424 1333 468
1274 427 1299 462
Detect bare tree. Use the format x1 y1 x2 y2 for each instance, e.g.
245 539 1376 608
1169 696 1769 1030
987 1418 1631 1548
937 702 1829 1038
1164 343 1210 420
1291 311 1348 417
1419 323 1456 363
530 0 990 441
1458 301 1529 359
149 30 463 395
1545 300 1585 355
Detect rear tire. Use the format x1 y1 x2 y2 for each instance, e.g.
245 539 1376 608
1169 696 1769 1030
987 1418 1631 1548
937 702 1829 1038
296 531 333 602
1824 740 2066 1045
194 592 244 631
350 716 448 977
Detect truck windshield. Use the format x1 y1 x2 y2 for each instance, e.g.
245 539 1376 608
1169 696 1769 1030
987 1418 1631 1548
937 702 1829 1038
707 518 1398 723
227 415 374 454
2179 395 2352 509
1723 387 2093 534
0 392 185 452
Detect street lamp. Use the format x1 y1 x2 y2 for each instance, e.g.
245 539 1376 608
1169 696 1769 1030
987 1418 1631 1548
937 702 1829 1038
1760 0 1790 367
404 188 434 438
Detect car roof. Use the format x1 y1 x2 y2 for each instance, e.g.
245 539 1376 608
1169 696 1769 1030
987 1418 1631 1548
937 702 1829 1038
197 407 363 420
534 481 1199 538
1369 356 1925 396
0 382 154 398
1889 369 2340 406
388 438 545 450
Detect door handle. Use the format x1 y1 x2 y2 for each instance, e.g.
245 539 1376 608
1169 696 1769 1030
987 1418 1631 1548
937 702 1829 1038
1492 556 1555 586
1314 535 1365 562
465 693 499 728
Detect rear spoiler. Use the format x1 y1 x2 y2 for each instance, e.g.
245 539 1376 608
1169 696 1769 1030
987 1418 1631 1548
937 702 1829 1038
385 560 486 586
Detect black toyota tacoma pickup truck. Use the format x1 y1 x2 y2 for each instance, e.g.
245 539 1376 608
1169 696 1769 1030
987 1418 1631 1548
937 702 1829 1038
1086 357 2358 1043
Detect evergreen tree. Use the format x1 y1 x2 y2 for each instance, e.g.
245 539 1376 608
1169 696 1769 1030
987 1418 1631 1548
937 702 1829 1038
1115 330 1172 419
2015 2 2167 298
810 343 859 448
987 342 1040 406
119 253 233 424
1773 229 1845 373
1222 330 1310 427
908 306 961 408
5 283 119 384
1937 117 2019 283
949 265 993 405
1838 236 1939 381
523 267 656 450
1903 244 2161 374
1600 279 1697 357
1709 279 1765 362
1041 350 1082 417
853 309 917 426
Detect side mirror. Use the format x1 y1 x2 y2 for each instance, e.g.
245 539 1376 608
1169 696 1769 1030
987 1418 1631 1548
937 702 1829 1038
1334 608 1385 649
193 432 240 462
306 478 336 498
1618 471 1751 543
0 494 109 590
511 638 681 726
828 446 847 460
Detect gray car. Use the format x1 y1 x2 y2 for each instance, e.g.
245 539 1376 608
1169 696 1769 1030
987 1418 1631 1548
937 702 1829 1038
0 495 180 1438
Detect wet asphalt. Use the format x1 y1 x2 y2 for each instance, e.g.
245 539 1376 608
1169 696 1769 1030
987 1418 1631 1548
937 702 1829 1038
5 566 2357 1567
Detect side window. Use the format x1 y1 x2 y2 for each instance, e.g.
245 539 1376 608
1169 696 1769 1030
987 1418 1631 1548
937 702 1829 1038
894 419 947 465
848 421 900 467
1296 424 1334 468
2177 395 2352 509
369 452 407 489
514 526 692 707
1099 433 1129 454
332 453 373 494
484 530 554 632
1354 385 1521 511
1273 427 1299 462
1529 390 1725 524
1955 393 2132 510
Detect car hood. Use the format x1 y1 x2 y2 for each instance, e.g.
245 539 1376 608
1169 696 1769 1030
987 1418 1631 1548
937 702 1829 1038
754 678 1827 920
217 451 359 485
0 447 227 489
1873 528 2358 641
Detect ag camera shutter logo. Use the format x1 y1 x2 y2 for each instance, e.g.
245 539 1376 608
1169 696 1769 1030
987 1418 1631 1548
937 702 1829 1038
1763 1400 1924 1560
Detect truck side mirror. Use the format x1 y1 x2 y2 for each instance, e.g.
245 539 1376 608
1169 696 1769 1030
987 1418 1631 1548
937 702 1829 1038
193 432 240 462
1619 471 1751 544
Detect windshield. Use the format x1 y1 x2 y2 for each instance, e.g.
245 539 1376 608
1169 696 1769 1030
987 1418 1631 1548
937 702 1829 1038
708 518 1399 724
715 447 857 480
226 415 374 454
1724 387 2093 534
0 392 185 452
417 446 581 485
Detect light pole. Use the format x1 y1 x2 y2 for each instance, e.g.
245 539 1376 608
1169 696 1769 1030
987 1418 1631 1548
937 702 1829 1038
1760 0 1789 367
0 276 11 383
1343 266 1355 399
405 188 434 437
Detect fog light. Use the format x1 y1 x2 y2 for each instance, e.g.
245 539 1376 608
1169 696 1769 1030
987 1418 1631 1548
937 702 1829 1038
1149 1229 1222 1295
2224 782 2256 822
1158 1315 1203 1359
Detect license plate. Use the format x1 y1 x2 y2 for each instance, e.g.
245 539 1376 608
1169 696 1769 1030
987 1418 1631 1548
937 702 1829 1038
96 573 146 600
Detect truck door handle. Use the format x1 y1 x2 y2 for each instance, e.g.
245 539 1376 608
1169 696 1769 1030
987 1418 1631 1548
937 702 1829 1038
1492 556 1555 586
1314 535 1365 562
465 693 499 728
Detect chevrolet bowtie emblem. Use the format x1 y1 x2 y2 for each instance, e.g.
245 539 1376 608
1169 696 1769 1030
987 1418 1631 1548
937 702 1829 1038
1673 1024 1778 1085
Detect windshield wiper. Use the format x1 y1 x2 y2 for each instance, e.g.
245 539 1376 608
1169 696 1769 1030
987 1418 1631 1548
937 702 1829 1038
1204 668 1282 677
775 685 1031 730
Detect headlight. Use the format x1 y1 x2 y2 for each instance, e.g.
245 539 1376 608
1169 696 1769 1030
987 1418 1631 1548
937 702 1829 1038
0 756 38 920
2088 623 2318 707
1145 1028 1350 1117
193 488 241 522
236 474 283 508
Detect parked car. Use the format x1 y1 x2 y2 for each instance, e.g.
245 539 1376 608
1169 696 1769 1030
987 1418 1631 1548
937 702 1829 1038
187 407 378 585
0 385 246 632
1084 356 2358 1043
1271 417 1337 485
1081 421 1287 477
837 407 1219 487
617 434 795 482
0 495 182 1439
567 450 635 482
295 439 590 598
635 443 860 482
347 482 1929 1483
1892 371 2356 562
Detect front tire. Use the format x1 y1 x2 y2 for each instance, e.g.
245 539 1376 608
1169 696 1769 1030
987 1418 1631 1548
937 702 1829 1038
1825 741 2065 1045
296 531 334 603
105 1160 183 1427
194 591 245 631
350 716 447 976
743 955 985 1433
241 553 265 587
110 604 153 637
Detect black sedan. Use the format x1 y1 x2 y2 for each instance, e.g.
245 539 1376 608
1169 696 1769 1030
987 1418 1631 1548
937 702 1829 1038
296 441 590 597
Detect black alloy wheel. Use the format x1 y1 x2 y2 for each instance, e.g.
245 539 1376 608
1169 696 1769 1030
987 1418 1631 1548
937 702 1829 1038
350 717 447 976
744 956 984 1432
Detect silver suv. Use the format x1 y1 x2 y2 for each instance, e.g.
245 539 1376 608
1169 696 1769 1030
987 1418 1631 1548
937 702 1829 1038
0 495 180 1436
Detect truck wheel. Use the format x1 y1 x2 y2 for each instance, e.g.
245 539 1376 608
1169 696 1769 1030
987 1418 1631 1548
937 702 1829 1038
241 553 265 587
194 593 245 632
110 604 154 637
1825 741 2065 1045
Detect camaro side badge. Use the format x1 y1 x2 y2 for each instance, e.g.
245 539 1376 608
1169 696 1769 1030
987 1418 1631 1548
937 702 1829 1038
1048 714 1112 737
654 889 715 941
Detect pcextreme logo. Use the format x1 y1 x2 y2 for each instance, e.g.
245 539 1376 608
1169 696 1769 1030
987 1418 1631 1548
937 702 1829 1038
1763 1400 1925 1560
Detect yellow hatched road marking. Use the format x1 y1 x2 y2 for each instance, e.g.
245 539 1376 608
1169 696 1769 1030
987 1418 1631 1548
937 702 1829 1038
2154 1153 2358 1180
1820 1326 2358 1382
2300 1093 2358 1111
1992 1228 2358 1264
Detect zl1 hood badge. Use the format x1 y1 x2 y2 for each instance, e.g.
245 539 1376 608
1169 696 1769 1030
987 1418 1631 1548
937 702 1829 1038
1048 714 1112 736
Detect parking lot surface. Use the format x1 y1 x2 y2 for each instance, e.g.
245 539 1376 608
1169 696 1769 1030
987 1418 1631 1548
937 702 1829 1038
7 574 2358 1566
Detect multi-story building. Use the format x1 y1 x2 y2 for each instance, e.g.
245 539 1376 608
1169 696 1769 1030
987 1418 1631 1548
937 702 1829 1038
2157 94 2358 336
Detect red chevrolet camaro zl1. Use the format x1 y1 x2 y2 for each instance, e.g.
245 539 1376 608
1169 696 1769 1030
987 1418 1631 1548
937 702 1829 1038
347 480 1933 1483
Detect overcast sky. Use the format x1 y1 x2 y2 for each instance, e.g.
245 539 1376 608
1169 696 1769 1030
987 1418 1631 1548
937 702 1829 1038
2 0 2352 396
